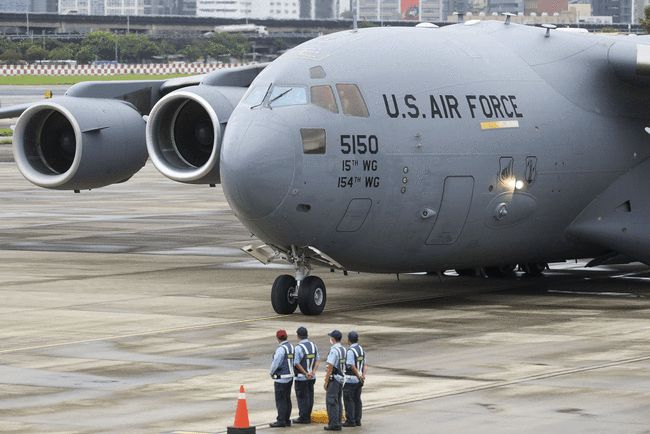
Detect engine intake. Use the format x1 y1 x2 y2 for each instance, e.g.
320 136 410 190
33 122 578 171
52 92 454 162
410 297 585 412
146 85 246 184
13 97 147 190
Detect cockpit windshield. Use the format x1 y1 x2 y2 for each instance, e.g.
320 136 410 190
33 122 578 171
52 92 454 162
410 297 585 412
268 86 308 108
243 85 270 107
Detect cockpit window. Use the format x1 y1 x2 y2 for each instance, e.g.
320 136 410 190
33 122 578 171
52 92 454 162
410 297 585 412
268 86 308 108
336 84 369 118
301 128 326 154
244 85 270 107
310 85 338 113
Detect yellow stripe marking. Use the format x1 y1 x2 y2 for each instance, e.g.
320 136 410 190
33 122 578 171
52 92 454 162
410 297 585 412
480 120 519 130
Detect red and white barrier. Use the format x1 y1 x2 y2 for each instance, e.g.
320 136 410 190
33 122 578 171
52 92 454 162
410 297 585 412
0 63 248 76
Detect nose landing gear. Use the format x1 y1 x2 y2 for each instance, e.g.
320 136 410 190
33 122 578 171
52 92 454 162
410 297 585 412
270 247 327 316
271 274 327 316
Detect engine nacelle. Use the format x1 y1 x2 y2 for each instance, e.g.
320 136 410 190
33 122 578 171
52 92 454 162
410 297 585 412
146 85 246 184
13 97 147 190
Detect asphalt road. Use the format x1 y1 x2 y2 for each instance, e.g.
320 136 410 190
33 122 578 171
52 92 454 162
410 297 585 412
1 162 650 433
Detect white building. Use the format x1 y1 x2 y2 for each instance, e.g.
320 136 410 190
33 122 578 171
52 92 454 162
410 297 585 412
355 0 443 22
105 0 145 15
197 0 300 19
59 0 145 15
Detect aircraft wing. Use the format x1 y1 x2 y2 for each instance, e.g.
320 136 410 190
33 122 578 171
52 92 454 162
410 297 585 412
0 63 268 120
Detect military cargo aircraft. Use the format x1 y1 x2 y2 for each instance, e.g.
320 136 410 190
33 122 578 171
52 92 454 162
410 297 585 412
3 20 650 316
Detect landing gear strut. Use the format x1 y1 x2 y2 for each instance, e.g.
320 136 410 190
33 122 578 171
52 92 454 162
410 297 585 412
270 247 327 316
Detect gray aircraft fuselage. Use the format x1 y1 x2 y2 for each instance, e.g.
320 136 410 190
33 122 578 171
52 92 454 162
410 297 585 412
220 22 650 273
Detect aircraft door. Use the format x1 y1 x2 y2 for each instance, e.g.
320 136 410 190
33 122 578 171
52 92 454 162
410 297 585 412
425 176 474 245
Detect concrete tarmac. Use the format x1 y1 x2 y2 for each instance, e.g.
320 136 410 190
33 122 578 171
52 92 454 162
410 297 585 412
1 163 650 433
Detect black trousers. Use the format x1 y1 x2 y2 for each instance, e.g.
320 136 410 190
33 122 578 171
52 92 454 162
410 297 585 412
294 379 315 421
343 382 363 424
274 380 293 424
326 380 343 428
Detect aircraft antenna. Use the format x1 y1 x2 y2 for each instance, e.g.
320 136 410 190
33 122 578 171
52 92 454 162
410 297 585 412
352 0 358 30
541 23 557 38
502 12 516 25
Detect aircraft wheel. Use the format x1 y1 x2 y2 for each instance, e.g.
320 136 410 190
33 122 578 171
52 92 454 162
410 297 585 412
485 265 516 278
455 268 476 277
271 274 298 315
522 262 546 277
298 276 326 316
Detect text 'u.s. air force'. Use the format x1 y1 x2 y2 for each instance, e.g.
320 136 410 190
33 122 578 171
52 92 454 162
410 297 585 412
382 94 524 120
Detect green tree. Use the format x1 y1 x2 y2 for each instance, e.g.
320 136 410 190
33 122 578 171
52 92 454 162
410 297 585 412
207 40 228 61
0 48 22 64
181 44 203 63
76 46 94 64
25 45 48 63
207 33 250 62
48 46 75 61
117 34 159 63
83 31 117 61
43 38 63 51
641 6 650 34
156 39 176 62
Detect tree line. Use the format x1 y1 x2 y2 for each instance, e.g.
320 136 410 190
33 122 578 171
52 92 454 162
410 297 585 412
0 31 251 64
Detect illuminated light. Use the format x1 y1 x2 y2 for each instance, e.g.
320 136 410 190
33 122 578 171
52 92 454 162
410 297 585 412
505 177 517 190
515 180 524 190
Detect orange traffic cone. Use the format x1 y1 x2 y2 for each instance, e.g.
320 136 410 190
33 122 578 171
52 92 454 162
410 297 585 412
227 385 255 434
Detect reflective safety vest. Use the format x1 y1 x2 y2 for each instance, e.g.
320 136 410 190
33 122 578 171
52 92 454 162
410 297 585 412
298 341 318 373
332 345 347 377
273 341 295 378
345 344 365 376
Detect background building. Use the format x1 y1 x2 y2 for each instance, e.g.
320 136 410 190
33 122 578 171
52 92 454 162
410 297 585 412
487 0 524 14
0 0 30 13
569 2 592 22
104 0 144 15
58 0 196 14
31 0 59 12
174 0 196 15
397 0 444 21
299 0 340 19
196 0 300 19
357 0 400 20
592 0 632 23
59 0 105 14
525 0 568 14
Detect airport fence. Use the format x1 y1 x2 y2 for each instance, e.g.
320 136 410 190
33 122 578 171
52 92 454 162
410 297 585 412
0 63 250 76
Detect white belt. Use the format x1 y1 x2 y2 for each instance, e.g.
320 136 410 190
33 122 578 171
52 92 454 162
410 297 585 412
274 374 294 379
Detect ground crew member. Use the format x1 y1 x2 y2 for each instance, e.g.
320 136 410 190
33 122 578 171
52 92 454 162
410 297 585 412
323 329 346 431
343 331 366 427
269 329 295 428
293 326 320 424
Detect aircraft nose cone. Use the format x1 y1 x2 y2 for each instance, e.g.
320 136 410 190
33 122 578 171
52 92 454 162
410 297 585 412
221 117 295 220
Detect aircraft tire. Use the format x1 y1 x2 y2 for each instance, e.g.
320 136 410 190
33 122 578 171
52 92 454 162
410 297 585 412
271 274 298 315
298 276 327 316
484 265 516 278
522 262 546 277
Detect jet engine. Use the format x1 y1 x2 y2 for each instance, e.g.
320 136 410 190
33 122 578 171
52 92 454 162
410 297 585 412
12 97 147 190
146 85 246 184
